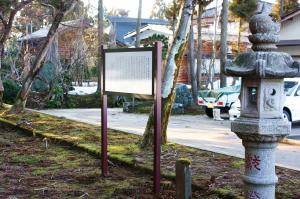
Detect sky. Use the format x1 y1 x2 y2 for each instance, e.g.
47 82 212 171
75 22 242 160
82 0 172 18
82 0 294 19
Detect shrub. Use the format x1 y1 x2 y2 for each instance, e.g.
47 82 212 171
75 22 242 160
46 84 64 108
3 79 21 104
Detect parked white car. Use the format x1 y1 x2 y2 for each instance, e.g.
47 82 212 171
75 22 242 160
229 78 300 122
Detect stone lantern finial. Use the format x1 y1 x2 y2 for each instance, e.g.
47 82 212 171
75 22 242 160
224 12 300 78
248 13 280 51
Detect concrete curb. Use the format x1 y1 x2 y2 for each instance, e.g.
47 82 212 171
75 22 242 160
281 138 300 147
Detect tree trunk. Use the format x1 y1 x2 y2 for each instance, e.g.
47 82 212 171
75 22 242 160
142 0 192 147
0 0 33 107
197 4 203 89
208 0 219 90
97 0 104 92
142 42 187 147
135 0 142 48
237 18 242 54
10 1 78 113
232 18 242 86
220 0 228 88
280 0 284 16
0 12 17 107
188 15 197 104
0 44 4 107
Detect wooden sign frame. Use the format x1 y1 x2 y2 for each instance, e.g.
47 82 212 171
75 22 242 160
103 47 155 99
100 42 162 197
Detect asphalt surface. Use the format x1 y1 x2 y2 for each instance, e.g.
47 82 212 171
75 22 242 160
39 108 300 171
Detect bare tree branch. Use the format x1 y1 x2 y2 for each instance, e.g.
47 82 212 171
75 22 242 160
0 12 7 26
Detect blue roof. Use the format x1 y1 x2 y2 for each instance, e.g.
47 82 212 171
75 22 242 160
107 16 169 45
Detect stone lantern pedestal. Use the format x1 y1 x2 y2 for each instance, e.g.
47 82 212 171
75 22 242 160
225 11 300 199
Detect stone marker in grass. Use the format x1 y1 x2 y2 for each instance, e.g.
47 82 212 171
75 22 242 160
176 158 192 199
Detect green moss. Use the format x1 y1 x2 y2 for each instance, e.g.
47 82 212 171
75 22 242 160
177 158 191 166
110 154 134 165
77 143 99 154
212 187 238 198
1 107 299 199
109 143 140 154
232 159 244 169
31 168 50 176
11 155 41 165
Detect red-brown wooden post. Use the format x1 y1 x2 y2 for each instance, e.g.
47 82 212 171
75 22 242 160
101 45 108 177
154 42 162 196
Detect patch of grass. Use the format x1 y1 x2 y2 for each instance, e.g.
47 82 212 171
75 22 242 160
11 155 41 165
232 159 244 169
31 168 50 176
212 187 238 198
110 154 135 165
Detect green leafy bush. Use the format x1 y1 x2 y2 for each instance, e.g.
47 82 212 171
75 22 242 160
3 79 21 104
46 84 64 108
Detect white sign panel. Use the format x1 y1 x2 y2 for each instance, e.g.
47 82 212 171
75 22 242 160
104 50 153 96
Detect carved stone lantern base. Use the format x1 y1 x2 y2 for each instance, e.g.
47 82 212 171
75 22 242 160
232 117 290 199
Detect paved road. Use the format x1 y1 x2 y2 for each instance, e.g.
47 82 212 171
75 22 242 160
39 108 300 171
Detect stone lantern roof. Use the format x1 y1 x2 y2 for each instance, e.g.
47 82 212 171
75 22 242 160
224 12 300 78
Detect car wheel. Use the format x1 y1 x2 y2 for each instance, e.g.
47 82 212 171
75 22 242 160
283 110 291 122
205 107 213 118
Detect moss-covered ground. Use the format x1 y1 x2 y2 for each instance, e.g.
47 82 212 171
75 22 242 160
0 106 299 198
0 126 180 198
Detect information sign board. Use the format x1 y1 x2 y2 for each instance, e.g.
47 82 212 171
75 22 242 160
101 43 162 197
103 48 154 96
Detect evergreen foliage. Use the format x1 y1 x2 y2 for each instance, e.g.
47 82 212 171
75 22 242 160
3 80 21 104
141 34 169 60
229 0 257 21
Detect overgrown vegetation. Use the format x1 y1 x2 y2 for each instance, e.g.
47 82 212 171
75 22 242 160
3 80 21 104
0 107 299 198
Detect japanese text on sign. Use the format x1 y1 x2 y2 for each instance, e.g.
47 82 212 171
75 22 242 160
104 51 153 96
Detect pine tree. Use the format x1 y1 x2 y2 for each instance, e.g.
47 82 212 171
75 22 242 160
229 0 257 54
165 0 183 35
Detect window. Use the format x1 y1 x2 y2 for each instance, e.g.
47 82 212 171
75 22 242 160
295 85 300 96
284 81 298 96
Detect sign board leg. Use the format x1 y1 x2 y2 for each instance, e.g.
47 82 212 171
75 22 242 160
101 94 108 177
154 42 162 197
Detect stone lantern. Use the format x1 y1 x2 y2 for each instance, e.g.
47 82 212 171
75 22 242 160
225 12 300 199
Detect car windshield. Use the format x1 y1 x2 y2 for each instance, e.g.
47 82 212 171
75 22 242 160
284 81 298 96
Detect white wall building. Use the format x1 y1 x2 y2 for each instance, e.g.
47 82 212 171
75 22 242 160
277 9 300 61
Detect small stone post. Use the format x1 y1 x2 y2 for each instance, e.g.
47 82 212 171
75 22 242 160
213 108 223 121
224 11 300 199
176 158 192 199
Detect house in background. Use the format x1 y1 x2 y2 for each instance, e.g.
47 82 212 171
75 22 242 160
106 16 169 46
17 18 93 92
277 8 300 61
124 24 173 46
18 18 92 63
